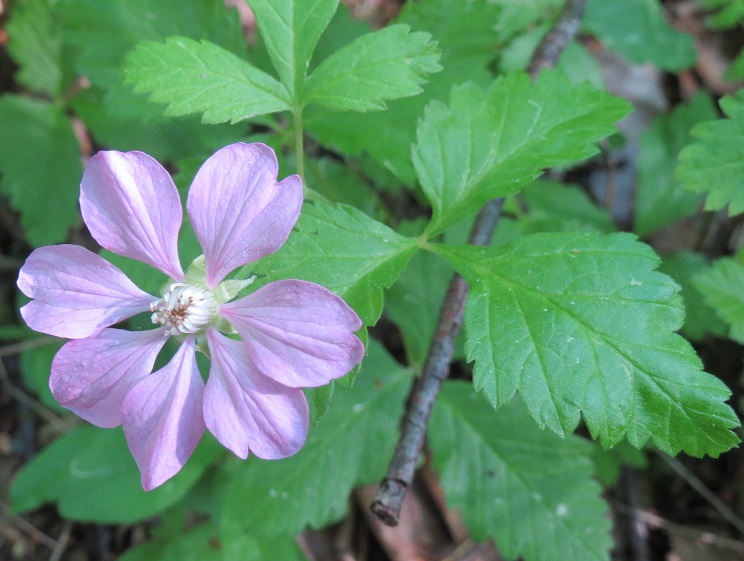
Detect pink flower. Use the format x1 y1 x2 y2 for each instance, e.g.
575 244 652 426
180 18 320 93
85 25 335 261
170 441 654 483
17 143 364 490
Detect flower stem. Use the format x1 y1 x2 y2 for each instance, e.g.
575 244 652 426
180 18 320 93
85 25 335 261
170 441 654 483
292 106 305 184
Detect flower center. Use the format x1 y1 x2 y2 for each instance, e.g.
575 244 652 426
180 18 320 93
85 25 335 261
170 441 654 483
150 283 217 336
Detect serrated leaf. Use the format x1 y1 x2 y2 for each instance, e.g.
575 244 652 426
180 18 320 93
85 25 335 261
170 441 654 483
303 24 441 111
305 0 502 186
220 341 410 537
635 93 716 236
246 200 418 327
431 383 611 561
6 0 65 96
0 96 82 246
413 72 630 236
692 258 744 343
248 0 339 96
583 0 697 70
677 90 744 215
124 37 289 124
434 232 740 457
10 425 221 522
659 252 727 341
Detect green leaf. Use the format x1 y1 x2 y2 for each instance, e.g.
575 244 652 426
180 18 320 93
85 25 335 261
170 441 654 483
20 340 65 413
591 440 647 486
583 0 697 70
635 93 716 236
247 200 419 328
434 232 740 457
659 252 727 341
0 96 82 247
430 383 611 561
124 37 290 124
303 24 441 111
700 0 744 29
6 0 65 96
519 181 616 234
59 0 247 88
677 90 744 215
220 341 411 537
248 0 339 96
118 522 305 561
304 0 502 186
692 258 744 344
413 72 630 236
70 87 245 163
10 425 222 523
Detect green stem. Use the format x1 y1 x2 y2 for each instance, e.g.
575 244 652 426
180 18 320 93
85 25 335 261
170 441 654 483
292 106 305 185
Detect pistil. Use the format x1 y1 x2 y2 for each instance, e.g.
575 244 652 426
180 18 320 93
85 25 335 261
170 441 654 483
150 283 217 336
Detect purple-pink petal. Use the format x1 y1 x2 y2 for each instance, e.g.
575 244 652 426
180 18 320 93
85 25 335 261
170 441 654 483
122 337 205 491
80 150 185 281
186 143 302 289
204 328 308 460
219 280 364 388
17 245 154 339
50 329 168 428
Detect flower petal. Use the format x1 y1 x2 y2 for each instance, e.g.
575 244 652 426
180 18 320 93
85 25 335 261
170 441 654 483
18 245 154 338
219 280 364 388
204 328 309 460
122 337 204 491
50 329 168 428
186 143 302 289
80 150 184 280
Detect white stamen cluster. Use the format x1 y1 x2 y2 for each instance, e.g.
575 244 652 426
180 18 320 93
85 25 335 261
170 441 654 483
150 283 217 336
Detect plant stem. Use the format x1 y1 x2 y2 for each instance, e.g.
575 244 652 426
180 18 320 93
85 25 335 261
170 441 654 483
292 106 305 183
370 0 588 527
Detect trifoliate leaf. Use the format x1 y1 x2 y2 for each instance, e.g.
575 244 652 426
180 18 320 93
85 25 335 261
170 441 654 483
124 37 290 124
247 199 419 328
659 252 727 341
0 96 81 247
692 258 744 344
248 0 339 96
10 426 221 523
635 93 716 236
413 72 630 236
431 383 611 561
677 90 744 215
583 0 697 70
434 232 740 457
6 0 66 96
303 24 441 111
219 341 410 537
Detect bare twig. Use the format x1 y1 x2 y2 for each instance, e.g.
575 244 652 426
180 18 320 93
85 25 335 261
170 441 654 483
370 0 588 526
0 502 59 550
0 335 58 358
655 450 744 536
615 504 744 554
